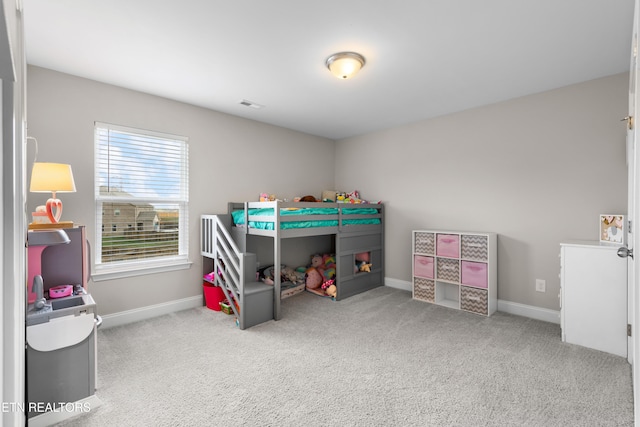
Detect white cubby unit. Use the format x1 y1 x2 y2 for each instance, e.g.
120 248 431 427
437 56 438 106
412 230 497 316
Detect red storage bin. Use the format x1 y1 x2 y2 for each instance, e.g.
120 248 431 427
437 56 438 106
203 282 225 311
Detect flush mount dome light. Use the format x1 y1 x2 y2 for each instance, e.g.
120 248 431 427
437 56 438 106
325 52 366 79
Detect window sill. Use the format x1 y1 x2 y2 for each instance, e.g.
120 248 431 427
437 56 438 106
92 260 192 282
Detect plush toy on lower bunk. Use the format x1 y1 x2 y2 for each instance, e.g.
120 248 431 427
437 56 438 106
354 251 372 273
259 264 306 299
356 260 372 272
322 279 337 298
305 253 337 298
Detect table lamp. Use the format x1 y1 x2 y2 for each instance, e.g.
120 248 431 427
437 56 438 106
29 162 76 227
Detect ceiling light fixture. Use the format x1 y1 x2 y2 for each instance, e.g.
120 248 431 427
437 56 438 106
325 52 366 79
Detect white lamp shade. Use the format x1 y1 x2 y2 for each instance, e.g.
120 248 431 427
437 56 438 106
30 162 77 193
326 52 365 79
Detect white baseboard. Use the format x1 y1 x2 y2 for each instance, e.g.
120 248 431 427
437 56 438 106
100 295 203 329
100 283 561 329
28 394 102 427
384 277 560 324
385 277 412 292
497 300 560 324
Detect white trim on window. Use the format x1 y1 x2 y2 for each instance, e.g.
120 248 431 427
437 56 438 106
92 259 192 282
94 122 189 276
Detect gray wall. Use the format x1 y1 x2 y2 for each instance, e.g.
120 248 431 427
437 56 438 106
27 66 629 315
335 73 629 311
26 65 336 315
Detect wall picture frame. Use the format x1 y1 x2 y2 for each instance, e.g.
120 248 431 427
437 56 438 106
600 214 625 244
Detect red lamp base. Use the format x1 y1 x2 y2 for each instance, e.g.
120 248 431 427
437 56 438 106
46 197 63 223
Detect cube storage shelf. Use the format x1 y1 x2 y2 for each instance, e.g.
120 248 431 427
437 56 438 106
412 230 497 316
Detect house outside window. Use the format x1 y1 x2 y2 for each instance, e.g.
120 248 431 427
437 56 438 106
94 122 190 280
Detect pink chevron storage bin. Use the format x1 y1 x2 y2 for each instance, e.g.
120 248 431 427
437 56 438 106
460 286 488 315
414 232 435 255
460 261 488 288
436 234 460 258
413 277 435 302
461 235 488 261
436 257 460 283
414 255 434 279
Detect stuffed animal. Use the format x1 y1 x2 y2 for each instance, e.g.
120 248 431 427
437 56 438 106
355 259 372 273
259 193 277 202
324 284 337 298
260 264 302 285
335 190 383 204
305 254 321 275
281 266 302 284
322 279 337 298
259 265 274 284
323 254 336 267
305 267 324 290
310 254 323 268
322 254 336 280
294 270 306 284
355 252 370 262
346 190 361 203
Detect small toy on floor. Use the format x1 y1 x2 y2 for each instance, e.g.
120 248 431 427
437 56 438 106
322 279 337 298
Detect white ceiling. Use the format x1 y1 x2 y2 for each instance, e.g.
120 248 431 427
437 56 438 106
23 0 635 140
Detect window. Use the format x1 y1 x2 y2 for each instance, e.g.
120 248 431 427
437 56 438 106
94 122 190 280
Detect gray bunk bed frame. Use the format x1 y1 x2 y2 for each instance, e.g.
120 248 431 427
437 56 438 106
200 200 384 328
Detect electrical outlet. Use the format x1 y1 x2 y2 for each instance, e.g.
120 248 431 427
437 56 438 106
535 279 546 293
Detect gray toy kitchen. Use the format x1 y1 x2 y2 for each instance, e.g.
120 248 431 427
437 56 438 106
26 225 101 423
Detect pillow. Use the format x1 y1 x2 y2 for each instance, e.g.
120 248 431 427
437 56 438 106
355 252 370 262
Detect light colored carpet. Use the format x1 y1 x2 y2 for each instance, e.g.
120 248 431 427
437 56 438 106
57 286 633 426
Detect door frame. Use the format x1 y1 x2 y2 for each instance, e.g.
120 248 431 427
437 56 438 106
630 1 640 423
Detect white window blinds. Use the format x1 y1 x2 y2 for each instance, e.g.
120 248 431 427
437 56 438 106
94 122 189 274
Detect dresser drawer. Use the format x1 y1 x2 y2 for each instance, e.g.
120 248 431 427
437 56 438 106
461 261 488 288
414 255 434 279
413 278 435 302
436 257 460 282
436 234 460 258
460 286 488 315
414 232 435 255
461 235 488 261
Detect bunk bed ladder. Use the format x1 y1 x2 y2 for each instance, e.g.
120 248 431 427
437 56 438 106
200 214 274 330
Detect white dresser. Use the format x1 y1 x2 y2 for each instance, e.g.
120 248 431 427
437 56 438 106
559 241 627 357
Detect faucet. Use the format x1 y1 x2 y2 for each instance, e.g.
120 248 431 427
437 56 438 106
32 275 48 310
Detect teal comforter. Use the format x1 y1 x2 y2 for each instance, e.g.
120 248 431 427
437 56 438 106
232 207 380 230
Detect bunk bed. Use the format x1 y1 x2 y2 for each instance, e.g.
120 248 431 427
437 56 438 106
200 201 384 329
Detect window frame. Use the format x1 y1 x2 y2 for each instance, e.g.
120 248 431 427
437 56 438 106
92 122 191 281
